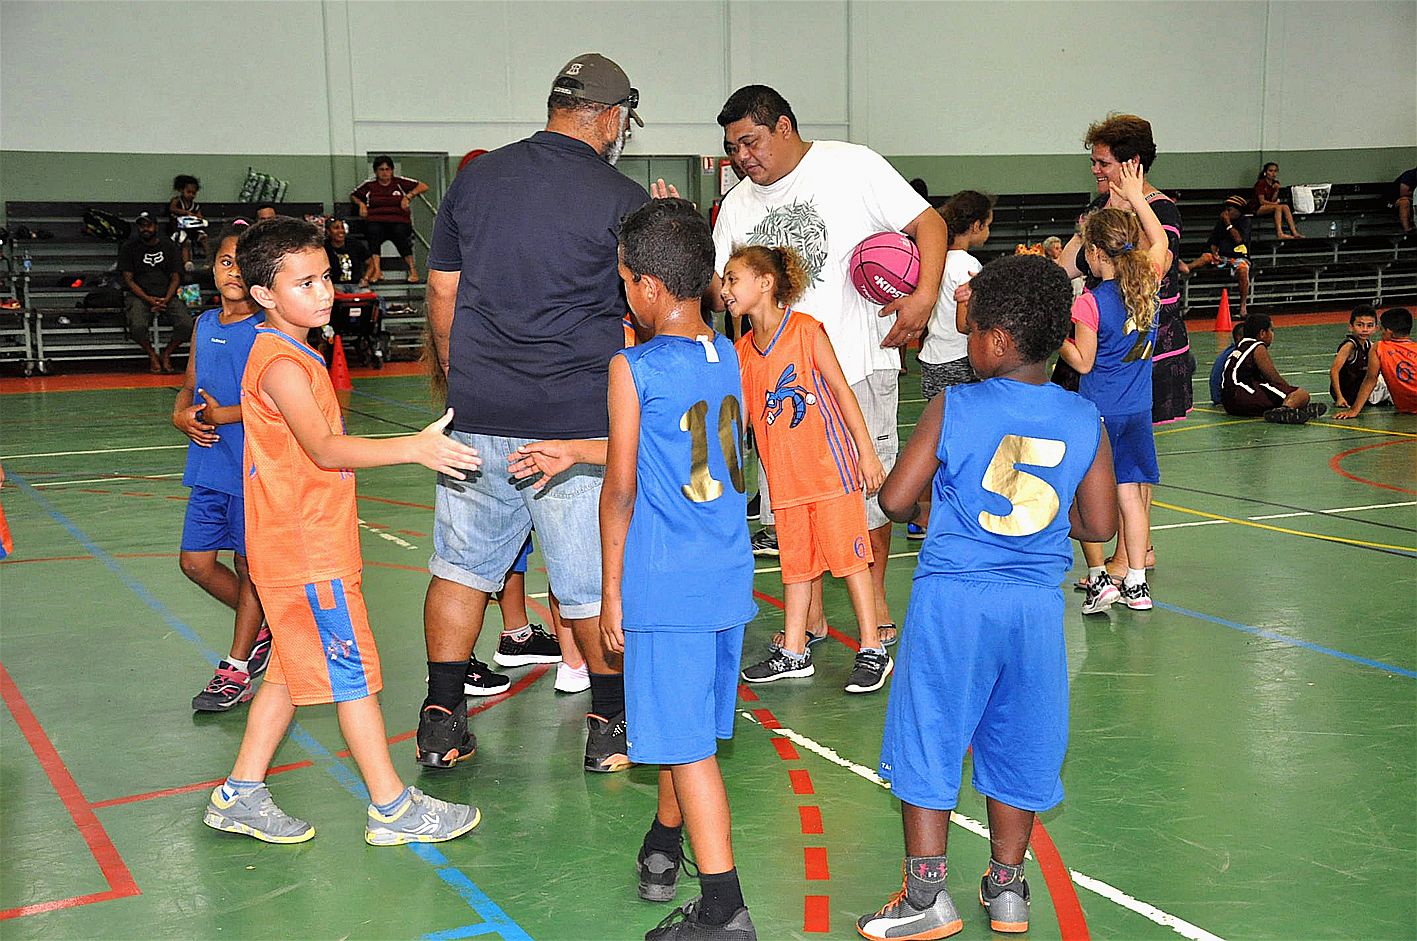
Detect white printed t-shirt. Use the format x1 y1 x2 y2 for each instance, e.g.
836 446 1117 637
712 140 929 386
919 249 982 366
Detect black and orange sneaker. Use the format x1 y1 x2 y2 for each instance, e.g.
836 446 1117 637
416 700 476 770
979 873 1030 933
584 711 633 773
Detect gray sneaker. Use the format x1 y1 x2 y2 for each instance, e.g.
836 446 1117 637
858 883 962 940
979 874 1030 933
203 783 315 844
365 787 481 846
741 649 814 683
845 650 893 694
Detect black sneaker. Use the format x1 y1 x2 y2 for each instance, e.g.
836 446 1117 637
493 624 562 667
416 700 477 770
845 649 893 694
247 625 273 679
750 529 779 557
746 493 761 522
646 897 756 940
637 844 695 902
585 711 633 773
740 649 814 684
465 657 511 697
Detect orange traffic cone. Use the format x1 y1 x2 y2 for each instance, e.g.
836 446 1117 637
329 335 354 392
1213 288 1233 333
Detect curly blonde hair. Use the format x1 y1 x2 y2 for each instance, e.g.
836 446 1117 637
728 244 808 306
1081 208 1159 334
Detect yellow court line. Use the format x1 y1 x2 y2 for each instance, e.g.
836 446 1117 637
1152 500 1417 553
1191 404 1416 439
1154 419 1251 436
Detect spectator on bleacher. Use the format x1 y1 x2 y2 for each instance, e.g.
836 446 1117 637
254 204 277 221
1044 235 1084 297
118 211 192 374
325 219 373 288
351 156 428 284
1396 167 1415 234
1180 195 1252 318
167 174 208 267
1249 162 1305 240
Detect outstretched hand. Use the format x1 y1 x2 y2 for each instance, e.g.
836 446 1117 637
508 440 577 489
411 409 482 478
650 179 680 200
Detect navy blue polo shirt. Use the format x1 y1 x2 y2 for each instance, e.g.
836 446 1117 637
428 130 650 438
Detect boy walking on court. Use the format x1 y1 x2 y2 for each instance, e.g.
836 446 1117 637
173 221 272 711
859 256 1117 939
203 218 482 846
1336 307 1417 418
601 200 758 939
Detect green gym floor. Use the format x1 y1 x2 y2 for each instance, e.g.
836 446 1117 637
1 319 1413 941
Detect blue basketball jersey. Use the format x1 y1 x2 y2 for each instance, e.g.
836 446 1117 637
183 308 264 495
1077 281 1157 415
619 333 758 632
918 378 1103 588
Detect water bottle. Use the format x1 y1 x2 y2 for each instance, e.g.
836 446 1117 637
22 250 32 273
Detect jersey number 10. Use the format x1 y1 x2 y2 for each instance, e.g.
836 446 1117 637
679 396 746 503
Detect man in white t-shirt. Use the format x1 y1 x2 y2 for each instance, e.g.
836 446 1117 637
709 84 948 636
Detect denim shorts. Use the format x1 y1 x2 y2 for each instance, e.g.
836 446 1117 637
430 432 604 619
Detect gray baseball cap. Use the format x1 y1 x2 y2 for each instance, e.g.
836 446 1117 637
551 53 643 127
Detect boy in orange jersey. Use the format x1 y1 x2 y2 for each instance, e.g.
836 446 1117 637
1336 307 1417 418
723 244 891 694
202 217 483 846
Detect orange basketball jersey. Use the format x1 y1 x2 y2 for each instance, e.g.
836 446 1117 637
736 309 861 509
241 328 361 587
1375 338 1417 413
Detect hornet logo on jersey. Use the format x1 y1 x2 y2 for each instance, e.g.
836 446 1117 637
762 364 816 427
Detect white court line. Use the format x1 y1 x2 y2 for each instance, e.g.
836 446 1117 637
1 432 405 462
1153 500 1416 531
356 519 419 550
742 712 1228 941
29 472 183 489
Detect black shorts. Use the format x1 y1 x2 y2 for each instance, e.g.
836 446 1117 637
364 221 414 258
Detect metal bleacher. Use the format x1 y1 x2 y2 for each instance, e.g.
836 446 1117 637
2 201 427 375
977 182 1417 317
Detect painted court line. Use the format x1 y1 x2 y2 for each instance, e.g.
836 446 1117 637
0 433 407 462
741 713 1227 941
9 471 532 939
1152 500 1416 532
30 473 183 489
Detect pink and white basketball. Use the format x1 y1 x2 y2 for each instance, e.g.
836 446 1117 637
849 232 921 305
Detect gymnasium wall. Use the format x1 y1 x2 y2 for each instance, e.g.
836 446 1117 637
2 0 1413 213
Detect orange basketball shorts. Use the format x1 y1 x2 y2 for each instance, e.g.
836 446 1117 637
256 574 383 706
775 490 873 584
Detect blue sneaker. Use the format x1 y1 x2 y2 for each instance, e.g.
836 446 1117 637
906 522 926 541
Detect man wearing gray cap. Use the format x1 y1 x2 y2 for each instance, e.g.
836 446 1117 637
416 53 649 776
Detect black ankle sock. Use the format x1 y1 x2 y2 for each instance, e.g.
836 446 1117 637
425 661 466 711
904 854 948 907
986 858 1025 890
643 816 682 856
698 868 744 926
589 672 625 718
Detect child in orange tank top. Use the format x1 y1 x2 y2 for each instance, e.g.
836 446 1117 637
724 245 894 695
203 217 485 848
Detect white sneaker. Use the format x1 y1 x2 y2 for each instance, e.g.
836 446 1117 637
555 661 590 693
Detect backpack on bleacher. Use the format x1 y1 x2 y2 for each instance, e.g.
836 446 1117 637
82 208 131 242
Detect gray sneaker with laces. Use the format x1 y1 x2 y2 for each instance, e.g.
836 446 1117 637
741 649 814 683
845 649 893 694
365 787 481 846
203 783 315 844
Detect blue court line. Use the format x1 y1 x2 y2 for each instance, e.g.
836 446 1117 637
1154 601 1417 679
9 472 531 939
422 923 506 940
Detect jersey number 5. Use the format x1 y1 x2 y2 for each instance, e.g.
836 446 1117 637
680 396 746 503
977 434 1065 537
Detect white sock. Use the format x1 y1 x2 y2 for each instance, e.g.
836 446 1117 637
501 624 532 641
224 657 250 673
1124 568 1146 588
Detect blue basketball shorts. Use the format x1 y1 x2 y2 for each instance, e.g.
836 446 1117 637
624 623 746 765
180 485 247 555
509 532 533 576
1102 410 1160 485
879 575 1068 813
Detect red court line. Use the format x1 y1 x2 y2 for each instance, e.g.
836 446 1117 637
803 847 830 881
92 760 317 809
1031 819 1092 941
0 661 140 920
751 590 859 651
788 769 815 795
751 708 780 730
358 494 435 511
350 663 551 751
798 806 823 835
736 683 759 702
1328 440 1417 495
771 737 800 761
803 895 831 933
